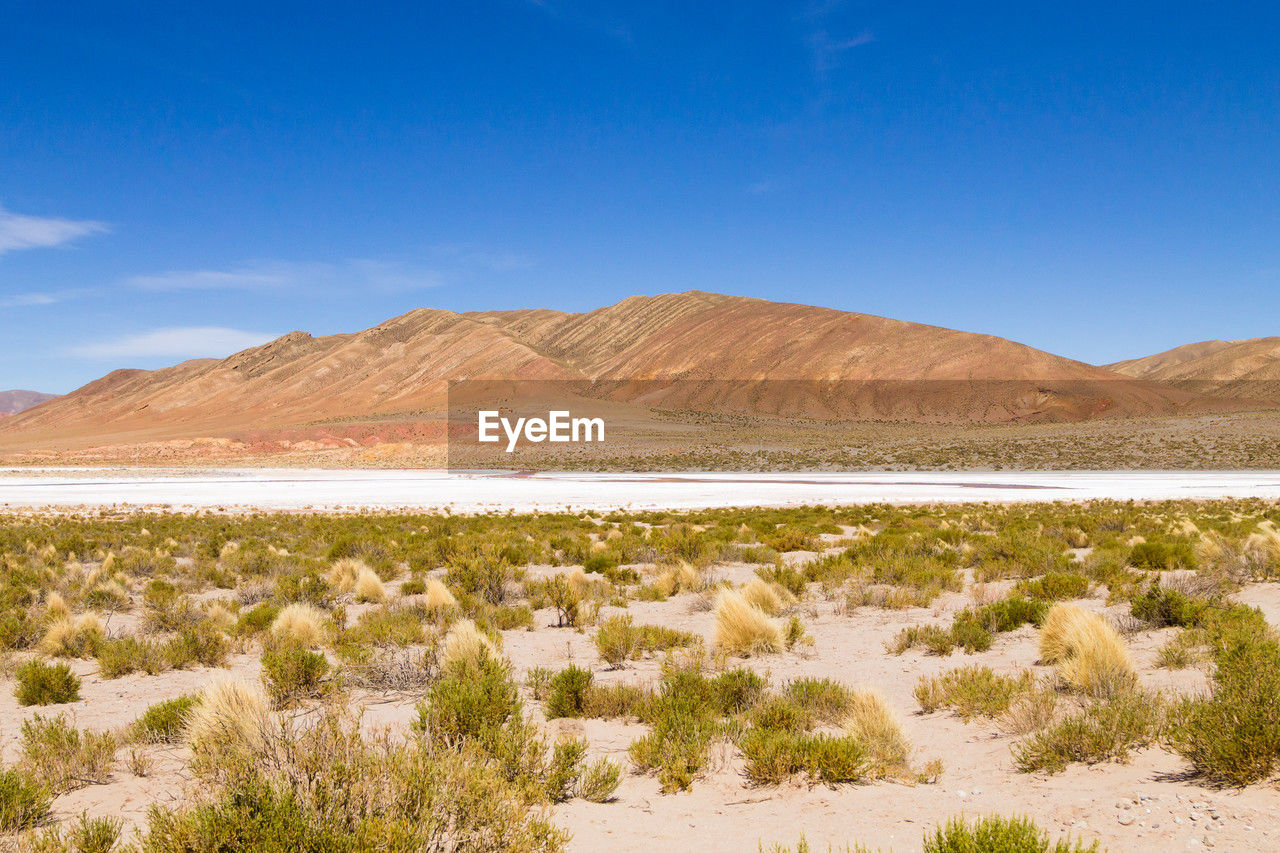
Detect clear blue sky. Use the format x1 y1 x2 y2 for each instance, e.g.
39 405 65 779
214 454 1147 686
3 1 1278 393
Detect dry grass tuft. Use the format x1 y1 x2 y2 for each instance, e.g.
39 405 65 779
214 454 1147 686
741 579 795 615
422 578 459 619
713 589 783 656
656 561 704 596
1039 604 1136 698
327 557 371 594
45 592 68 620
440 619 501 672
844 689 911 778
269 602 329 648
185 677 272 775
39 613 103 658
353 567 388 603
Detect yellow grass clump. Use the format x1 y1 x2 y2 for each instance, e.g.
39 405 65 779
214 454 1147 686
39 613 103 657
422 578 459 619
440 619 501 672
45 592 69 620
713 589 783 656
327 557 371 594
1245 521 1280 562
655 561 703 596
844 689 911 778
205 602 237 630
270 602 329 648
186 677 272 769
1039 604 1136 698
740 578 795 615
353 566 387 603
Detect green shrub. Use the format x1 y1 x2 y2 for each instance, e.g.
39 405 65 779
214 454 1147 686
164 622 230 669
576 757 622 802
97 636 167 678
1015 572 1091 601
19 714 117 793
544 737 588 803
916 666 1035 721
15 660 81 705
0 767 51 832
1014 690 1161 773
545 665 594 719
781 678 853 725
133 695 199 744
1131 585 1207 628
924 814 1100 853
1129 540 1196 571
595 615 698 667
739 728 868 786
1165 624 1280 785
581 683 650 719
261 642 330 706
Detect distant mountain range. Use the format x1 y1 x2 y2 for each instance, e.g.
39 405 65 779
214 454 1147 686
0 390 57 416
0 291 1273 457
1107 337 1280 400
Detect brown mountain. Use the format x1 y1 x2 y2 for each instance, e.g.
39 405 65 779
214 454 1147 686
1107 337 1280 401
0 390 57 416
0 291 1234 455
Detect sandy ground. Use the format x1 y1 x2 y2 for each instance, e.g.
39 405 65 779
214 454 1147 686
3 467 1280 511
3 564 1278 851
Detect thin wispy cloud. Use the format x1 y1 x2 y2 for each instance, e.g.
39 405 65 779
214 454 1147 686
68 327 279 360
808 29 874 77
126 259 445 294
0 288 96 308
0 205 108 257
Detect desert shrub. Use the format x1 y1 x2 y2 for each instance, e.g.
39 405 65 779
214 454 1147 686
261 642 330 707
19 714 117 793
1130 539 1196 571
714 589 783 656
783 678 854 724
269 602 330 648
163 622 230 669
1013 690 1161 773
757 562 807 598
140 710 568 853
581 554 618 575
446 553 514 606
581 683 651 719
1165 621 1280 786
999 686 1060 737
576 757 622 802
1039 604 1136 698
15 660 81 705
545 665 593 719
1014 572 1091 601
97 636 166 678
417 654 521 746
1130 584 1208 627
28 813 125 853
887 624 956 656
739 728 868 786
0 767 51 832
627 665 760 792
342 605 428 648
133 695 199 744
543 737 588 803
923 814 1100 853
915 666 1036 721
595 615 699 668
